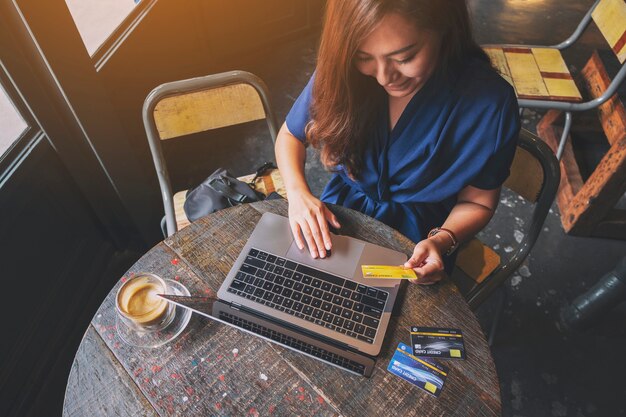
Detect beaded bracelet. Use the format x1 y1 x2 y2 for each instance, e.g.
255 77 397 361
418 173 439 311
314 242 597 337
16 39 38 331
427 227 459 256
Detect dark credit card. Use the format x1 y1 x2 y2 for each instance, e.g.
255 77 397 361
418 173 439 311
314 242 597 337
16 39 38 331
410 326 466 360
387 342 448 397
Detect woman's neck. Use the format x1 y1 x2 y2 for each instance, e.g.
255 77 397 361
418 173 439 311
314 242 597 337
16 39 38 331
388 90 418 131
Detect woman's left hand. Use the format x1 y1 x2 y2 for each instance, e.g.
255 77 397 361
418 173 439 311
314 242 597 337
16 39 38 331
404 239 446 285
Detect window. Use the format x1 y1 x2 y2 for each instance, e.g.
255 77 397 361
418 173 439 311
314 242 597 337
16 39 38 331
65 0 141 56
0 84 28 157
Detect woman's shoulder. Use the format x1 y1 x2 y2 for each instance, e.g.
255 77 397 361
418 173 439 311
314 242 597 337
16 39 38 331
453 57 516 107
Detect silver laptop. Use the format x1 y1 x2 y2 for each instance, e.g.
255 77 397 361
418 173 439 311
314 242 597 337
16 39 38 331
214 212 406 376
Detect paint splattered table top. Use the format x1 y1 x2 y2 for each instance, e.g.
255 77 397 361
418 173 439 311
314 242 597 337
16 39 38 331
63 200 501 417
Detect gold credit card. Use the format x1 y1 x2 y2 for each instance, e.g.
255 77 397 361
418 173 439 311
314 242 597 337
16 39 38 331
361 265 417 279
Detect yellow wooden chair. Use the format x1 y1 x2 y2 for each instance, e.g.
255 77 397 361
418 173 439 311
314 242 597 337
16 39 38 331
142 70 286 237
452 129 560 342
483 0 626 160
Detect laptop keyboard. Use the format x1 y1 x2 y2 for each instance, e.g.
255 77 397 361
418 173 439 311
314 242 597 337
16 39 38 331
226 247 388 344
219 311 366 375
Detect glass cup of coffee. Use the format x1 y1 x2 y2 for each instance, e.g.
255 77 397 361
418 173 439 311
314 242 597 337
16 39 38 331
116 273 175 332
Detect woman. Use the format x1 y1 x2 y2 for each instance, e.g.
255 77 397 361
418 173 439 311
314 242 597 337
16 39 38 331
275 0 520 284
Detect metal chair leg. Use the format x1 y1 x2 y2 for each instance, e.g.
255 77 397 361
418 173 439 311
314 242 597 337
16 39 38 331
555 111 572 161
488 286 507 346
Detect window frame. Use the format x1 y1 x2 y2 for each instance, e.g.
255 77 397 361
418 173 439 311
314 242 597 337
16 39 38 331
0 64 41 185
89 0 158 70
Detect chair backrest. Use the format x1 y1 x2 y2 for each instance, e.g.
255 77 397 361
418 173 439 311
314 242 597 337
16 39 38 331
142 70 278 236
464 129 560 310
592 0 626 64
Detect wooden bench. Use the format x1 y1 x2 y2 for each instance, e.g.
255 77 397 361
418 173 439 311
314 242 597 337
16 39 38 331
537 49 626 239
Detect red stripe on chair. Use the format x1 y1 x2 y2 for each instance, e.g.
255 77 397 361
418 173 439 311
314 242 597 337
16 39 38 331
540 72 573 80
517 93 583 102
613 28 626 57
517 93 552 100
548 95 583 102
502 47 532 54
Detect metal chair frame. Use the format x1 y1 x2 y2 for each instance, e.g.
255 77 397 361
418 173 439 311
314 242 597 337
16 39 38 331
142 71 278 237
489 0 626 160
463 129 561 311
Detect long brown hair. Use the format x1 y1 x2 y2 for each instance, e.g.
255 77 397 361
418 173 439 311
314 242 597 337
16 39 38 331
306 0 487 178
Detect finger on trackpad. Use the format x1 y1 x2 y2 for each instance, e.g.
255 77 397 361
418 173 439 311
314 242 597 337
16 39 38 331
301 240 330 258
286 236 363 279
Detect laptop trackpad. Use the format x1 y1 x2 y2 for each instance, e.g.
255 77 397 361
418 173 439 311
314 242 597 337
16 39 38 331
285 234 364 279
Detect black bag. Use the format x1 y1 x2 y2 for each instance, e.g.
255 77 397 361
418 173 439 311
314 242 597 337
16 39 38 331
183 162 276 222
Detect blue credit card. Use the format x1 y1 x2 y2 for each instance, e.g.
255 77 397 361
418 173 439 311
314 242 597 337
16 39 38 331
387 342 449 397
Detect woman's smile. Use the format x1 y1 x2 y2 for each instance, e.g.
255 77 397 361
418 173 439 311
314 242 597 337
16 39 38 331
354 12 441 98
385 78 411 92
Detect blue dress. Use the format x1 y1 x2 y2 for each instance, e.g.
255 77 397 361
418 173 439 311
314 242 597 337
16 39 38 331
286 58 520 272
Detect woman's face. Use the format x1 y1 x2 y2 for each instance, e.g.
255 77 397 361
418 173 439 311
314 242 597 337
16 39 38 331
354 12 441 98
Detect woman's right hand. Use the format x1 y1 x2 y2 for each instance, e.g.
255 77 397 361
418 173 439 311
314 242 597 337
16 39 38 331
288 190 341 259
274 123 339 258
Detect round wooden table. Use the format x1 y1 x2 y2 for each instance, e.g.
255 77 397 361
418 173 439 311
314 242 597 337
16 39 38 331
63 200 501 417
